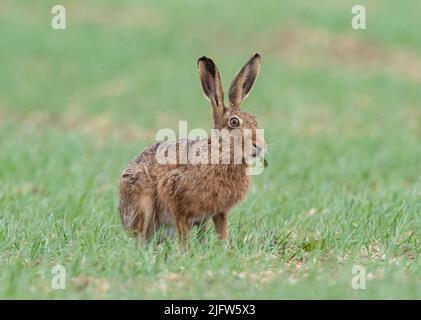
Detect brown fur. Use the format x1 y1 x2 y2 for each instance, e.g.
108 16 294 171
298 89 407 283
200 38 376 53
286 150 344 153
119 53 266 244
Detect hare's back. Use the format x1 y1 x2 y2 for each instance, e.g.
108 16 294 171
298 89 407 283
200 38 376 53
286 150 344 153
120 138 203 191
131 142 163 165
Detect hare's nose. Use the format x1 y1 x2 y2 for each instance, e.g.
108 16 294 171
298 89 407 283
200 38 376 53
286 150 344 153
253 144 264 157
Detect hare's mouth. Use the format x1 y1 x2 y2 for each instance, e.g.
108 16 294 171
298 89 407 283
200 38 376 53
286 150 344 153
252 144 268 167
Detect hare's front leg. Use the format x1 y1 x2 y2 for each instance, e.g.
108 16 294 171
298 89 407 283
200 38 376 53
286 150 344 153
175 215 191 244
212 212 228 240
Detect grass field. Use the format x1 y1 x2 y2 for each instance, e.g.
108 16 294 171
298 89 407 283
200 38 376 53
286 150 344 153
0 0 420 299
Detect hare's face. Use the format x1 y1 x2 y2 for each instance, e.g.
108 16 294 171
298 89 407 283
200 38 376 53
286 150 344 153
223 109 267 159
198 53 265 159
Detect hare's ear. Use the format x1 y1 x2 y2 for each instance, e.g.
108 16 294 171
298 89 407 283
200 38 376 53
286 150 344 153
228 53 261 108
198 56 225 127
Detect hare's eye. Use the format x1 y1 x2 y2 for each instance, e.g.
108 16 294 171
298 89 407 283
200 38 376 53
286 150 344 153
229 117 241 128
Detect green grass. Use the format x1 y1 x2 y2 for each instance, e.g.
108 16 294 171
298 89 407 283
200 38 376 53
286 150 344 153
0 0 420 299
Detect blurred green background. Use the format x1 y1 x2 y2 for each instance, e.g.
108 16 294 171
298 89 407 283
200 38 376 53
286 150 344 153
0 0 419 299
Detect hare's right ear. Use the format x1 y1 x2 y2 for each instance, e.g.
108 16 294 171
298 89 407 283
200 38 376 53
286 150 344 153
198 56 225 128
228 53 261 108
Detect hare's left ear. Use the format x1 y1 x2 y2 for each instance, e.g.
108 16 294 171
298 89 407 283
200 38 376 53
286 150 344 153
228 53 261 108
198 56 225 128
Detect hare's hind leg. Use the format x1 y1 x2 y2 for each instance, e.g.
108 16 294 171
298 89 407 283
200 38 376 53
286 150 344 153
119 187 156 243
212 212 228 240
136 194 156 243
174 215 191 245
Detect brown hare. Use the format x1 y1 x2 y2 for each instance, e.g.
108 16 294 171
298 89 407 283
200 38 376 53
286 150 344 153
119 53 267 244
